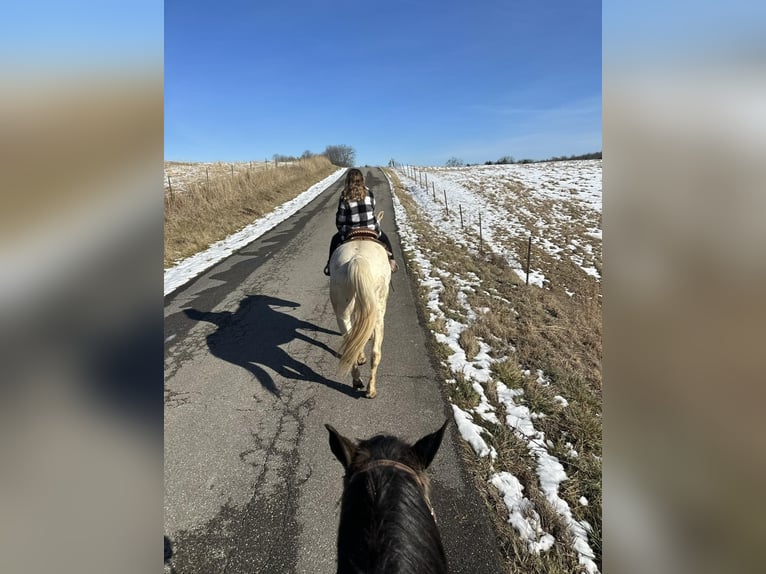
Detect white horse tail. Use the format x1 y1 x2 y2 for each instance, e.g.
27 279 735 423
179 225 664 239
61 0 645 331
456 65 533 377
338 256 378 375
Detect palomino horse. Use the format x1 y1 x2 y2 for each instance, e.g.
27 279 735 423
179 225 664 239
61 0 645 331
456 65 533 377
325 421 450 574
329 228 391 398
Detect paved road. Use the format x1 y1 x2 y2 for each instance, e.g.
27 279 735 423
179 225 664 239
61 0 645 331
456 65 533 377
164 168 505 573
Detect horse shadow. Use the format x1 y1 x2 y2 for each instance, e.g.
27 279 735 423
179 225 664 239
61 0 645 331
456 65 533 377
183 295 358 398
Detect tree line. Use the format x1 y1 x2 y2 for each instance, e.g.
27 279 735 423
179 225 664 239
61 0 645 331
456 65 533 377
445 151 602 167
272 145 356 167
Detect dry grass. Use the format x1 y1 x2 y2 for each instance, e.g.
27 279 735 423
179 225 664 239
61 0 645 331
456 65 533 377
449 371 481 410
386 168 602 573
164 160 272 193
458 327 480 360
164 156 337 266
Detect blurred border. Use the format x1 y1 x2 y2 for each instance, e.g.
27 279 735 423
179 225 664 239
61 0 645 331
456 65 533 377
604 2 765 573
0 2 163 573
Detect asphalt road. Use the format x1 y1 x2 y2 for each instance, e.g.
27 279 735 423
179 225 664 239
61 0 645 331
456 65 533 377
164 167 505 573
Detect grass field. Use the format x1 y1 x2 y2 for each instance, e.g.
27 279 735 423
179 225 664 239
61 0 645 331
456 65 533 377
387 161 602 573
164 156 336 267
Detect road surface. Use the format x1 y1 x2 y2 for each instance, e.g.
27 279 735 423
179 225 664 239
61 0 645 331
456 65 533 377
164 167 505 573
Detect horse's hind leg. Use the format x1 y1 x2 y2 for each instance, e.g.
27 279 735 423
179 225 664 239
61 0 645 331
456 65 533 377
334 307 352 337
365 319 384 399
356 335 373 366
351 363 364 390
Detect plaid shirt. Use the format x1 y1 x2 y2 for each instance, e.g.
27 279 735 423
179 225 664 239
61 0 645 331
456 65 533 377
336 188 381 240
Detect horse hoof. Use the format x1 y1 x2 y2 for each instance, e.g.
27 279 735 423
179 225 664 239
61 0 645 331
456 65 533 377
353 379 365 390
357 356 367 366
365 390 377 399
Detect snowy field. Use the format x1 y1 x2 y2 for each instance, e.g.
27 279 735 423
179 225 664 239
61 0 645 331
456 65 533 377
390 160 602 573
164 160 273 193
400 161 601 288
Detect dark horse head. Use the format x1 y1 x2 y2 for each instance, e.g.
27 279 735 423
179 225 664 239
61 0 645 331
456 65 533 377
325 420 450 574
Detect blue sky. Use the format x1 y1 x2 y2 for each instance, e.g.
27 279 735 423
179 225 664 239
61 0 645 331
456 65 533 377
1 1 163 67
4 2 764 167
166 0 601 166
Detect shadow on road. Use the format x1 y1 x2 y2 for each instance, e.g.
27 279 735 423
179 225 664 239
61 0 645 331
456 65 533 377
184 294 359 398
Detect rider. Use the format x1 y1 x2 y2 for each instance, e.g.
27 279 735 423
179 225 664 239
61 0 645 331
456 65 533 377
324 168 399 276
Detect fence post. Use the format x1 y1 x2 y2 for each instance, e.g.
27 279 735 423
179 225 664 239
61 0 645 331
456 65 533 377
231 164 234 177
425 172 428 188
526 236 532 285
168 176 176 205
459 204 464 228
443 189 449 216
479 212 483 252
432 182 436 201
206 167 209 185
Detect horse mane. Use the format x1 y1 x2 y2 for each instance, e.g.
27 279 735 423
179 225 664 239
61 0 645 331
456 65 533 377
336 436 447 574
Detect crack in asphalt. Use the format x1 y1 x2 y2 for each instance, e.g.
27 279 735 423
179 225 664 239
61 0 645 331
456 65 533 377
167 370 320 573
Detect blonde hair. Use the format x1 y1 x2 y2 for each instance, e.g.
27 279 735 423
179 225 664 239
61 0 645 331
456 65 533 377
341 168 367 202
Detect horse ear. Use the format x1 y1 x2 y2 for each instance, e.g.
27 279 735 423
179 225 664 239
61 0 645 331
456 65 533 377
412 419 450 469
325 424 357 470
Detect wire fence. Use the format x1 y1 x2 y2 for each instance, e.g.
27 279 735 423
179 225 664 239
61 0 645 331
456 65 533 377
164 160 282 200
393 162 539 286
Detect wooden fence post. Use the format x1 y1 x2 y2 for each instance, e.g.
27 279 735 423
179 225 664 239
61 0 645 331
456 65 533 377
459 204 464 228
479 212 483 252
206 167 209 185
167 175 173 201
443 189 449 216
432 182 436 200
526 236 532 285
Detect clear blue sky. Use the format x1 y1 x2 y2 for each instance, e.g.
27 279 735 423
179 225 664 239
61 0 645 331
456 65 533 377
5 2 764 166
165 0 601 166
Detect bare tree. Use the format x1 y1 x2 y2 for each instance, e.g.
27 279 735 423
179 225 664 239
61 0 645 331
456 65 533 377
445 157 464 167
324 145 356 167
273 153 297 163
